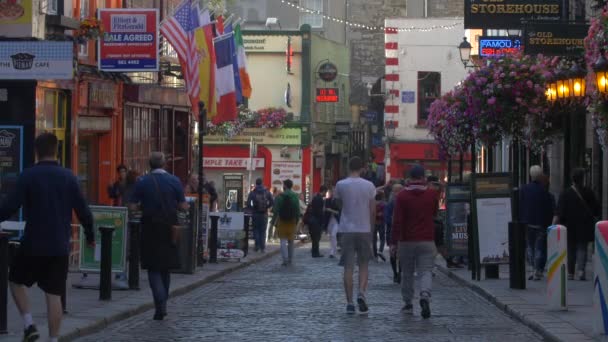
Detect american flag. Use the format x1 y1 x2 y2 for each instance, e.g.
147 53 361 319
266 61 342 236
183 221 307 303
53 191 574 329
160 0 200 104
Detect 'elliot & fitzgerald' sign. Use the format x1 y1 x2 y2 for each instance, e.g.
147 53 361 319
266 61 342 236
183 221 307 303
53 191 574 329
524 23 589 56
465 0 562 29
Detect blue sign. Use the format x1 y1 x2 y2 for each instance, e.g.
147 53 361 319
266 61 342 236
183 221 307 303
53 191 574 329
402 91 415 103
478 36 522 57
363 111 377 122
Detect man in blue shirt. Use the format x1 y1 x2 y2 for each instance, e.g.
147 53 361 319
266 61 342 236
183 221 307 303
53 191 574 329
519 165 555 281
0 133 94 342
129 152 187 321
246 178 273 253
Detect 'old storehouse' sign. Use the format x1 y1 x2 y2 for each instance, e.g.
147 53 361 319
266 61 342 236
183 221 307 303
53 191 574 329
465 0 562 29
524 22 588 56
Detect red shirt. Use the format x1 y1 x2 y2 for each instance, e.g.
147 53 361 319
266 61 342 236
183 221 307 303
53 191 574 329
392 182 438 242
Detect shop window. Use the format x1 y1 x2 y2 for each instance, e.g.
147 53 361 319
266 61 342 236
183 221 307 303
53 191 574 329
417 71 440 125
300 0 323 28
124 106 160 174
38 89 68 166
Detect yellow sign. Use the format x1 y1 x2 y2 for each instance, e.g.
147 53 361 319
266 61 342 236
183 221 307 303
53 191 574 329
243 35 302 53
204 128 301 146
0 0 33 37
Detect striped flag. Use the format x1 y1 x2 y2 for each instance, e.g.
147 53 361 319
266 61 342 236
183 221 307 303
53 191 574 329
213 33 237 123
160 0 200 111
234 24 252 99
224 23 243 104
194 10 216 118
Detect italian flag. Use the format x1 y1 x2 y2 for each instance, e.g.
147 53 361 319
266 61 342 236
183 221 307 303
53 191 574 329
234 24 252 99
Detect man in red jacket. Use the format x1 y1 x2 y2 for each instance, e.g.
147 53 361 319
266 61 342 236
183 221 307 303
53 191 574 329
390 164 439 319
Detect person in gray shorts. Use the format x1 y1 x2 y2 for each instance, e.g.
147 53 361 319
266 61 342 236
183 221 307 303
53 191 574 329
334 156 377 315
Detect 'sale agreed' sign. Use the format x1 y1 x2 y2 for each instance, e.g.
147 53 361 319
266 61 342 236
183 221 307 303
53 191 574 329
465 0 562 29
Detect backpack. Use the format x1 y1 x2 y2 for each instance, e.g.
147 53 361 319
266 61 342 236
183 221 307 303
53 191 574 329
278 194 298 221
302 202 313 225
253 191 269 212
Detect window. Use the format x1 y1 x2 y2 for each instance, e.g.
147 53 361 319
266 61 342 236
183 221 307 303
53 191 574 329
299 0 323 28
417 71 440 125
44 0 58 15
79 0 89 57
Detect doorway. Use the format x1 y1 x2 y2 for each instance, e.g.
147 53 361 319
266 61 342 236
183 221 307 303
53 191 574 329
78 134 99 203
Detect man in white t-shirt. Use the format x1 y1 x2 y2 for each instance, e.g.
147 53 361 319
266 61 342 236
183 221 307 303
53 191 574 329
334 156 377 315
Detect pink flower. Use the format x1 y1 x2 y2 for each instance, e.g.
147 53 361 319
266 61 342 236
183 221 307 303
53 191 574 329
487 97 496 105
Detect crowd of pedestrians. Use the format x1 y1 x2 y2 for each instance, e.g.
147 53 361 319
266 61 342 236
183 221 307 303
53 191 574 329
2 131 606 341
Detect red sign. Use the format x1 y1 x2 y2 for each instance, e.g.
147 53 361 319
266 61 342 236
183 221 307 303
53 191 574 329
203 158 264 169
98 9 159 72
316 88 339 102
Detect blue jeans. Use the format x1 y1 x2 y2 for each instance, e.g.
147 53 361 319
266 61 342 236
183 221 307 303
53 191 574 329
252 214 267 252
526 226 547 272
148 270 170 314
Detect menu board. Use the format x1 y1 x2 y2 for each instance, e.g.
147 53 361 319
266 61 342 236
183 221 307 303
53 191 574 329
79 206 128 272
0 126 23 222
216 212 246 260
270 161 303 193
445 184 470 256
476 197 512 264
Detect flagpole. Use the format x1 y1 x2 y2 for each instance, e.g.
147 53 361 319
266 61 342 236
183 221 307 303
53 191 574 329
198 101 207 265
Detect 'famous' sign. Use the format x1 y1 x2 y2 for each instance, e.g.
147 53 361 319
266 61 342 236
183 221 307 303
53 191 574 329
465 0 562 29
98 9 159 72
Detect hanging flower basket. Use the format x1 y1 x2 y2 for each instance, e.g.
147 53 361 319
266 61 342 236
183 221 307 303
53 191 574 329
76 17 104 44
428 52 558 157
206 106 289 138
584 5 608 150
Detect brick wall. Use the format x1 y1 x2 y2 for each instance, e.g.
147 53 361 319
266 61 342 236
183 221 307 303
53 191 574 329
427 0 464 17
347 0 464 106
347 0 407 106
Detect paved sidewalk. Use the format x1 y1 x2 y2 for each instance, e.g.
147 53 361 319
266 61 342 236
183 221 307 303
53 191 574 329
441 263 601 342
0 241 284 342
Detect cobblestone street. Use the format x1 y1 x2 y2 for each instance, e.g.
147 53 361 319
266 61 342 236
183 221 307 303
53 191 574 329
74 243 544 342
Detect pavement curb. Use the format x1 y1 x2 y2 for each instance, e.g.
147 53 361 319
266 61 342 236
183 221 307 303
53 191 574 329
60 243 298 342
438 267 563 342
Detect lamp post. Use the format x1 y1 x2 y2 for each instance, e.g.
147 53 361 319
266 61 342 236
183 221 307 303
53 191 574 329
594 54 608 95
458 37 477 70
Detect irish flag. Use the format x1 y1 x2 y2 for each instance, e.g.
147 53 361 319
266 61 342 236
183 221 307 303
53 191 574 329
213 32 237 123
234 24 252 99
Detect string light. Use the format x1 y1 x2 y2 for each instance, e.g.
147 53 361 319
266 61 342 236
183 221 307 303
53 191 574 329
279 0 461 32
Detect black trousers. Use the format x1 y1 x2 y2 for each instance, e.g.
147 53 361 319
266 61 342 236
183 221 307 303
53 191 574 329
310 222 322 256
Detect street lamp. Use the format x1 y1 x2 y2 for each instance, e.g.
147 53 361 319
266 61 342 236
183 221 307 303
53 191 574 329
568 63 586 98
546 81 557 102
385 120 397 139
594 53 608 95
555 69 571 100
458 37 474 69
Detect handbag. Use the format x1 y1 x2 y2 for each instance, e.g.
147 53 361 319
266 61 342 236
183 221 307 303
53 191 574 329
571 185 600 223
151 174 180 245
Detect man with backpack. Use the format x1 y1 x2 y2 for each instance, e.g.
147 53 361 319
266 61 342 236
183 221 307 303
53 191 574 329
247 178 274 253
271 179 301 266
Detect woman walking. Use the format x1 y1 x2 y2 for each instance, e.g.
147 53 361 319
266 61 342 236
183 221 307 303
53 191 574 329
271 180 301 266
324 187 340 258
385 183 403 283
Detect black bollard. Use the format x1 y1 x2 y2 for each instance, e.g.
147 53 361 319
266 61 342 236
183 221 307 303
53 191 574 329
99 226 115 301
509 221 526 289
485 265 499 279
243 214 250 257
209 215 219 263
128 221 140 290
0 233 9 334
